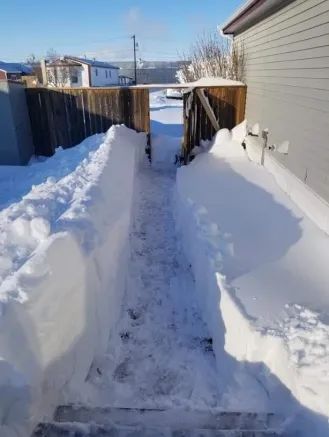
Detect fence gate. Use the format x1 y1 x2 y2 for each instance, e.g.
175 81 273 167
182 85 247 163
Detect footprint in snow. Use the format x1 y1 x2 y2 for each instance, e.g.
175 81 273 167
128 308 141 321
120 331 130 343
113 359 131 383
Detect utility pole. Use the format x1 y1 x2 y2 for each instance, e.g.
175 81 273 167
132 34 137 85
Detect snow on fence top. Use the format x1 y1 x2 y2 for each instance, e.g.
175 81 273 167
53 78 245 90
131 77 245 89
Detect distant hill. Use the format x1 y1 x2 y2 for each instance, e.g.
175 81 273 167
113 60 189 84
113 60 188 70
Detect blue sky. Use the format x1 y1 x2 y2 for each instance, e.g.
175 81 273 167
0 0 245 62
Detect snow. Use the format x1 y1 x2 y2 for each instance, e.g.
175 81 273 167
188 77 244 87
149 90 183 169
245 135 329 235
0 125 145 436
175 124 329 435
71 90 223 412
81 164 221 410
250 123 260 136
210 121 247 158
62 93 294 434
130 77 244 89
1 85 329 436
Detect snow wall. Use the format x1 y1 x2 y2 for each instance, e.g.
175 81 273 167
0 125 145 436
174 124 329 436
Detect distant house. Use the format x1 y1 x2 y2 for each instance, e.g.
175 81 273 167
0 61 33 81
45 56 120 88
222 0 329 205
119 75 134 86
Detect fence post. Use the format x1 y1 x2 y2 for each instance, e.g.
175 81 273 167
0 80 34 164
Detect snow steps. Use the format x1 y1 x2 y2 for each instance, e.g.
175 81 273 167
32 406 282 436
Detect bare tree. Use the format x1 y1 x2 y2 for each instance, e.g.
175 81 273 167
26 53 38 65
25 53 43 83
176 33 245 83
46 48 60 62
46 63 75 88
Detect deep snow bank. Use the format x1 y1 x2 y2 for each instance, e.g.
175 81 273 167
245 135 329 236
0 125 145 436
175 123 329 435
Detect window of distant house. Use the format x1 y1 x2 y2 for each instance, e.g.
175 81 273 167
70 67 78 83
105 70 108 78
109 70 112 78
95 68 98 76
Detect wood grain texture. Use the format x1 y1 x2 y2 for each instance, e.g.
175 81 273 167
183 86 247 163
26 87 150 156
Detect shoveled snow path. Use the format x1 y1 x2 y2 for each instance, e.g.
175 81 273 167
85 163 221 409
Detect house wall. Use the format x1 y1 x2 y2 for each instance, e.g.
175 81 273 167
69 66 83 87
0 80 34 164
46 66 84 88
235 0 329 203
45 65 119 88
7 72 22 81
90 66 119 86
81 64 90 87
0 72 23 81
0 81 19 164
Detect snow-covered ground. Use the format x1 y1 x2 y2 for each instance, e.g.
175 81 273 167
73 92 292 430
82 164 221 410
176 124 329 435
77 91 224 410
149 89 183 169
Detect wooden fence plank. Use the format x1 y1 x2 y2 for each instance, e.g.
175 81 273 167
196 89 220 131
26 85 244 163
183 85 247 163
26 87 151 156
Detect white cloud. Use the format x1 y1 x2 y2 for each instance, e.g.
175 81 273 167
79 7 172 62
123 6 168 38
125 6 141 29
82 45 133 61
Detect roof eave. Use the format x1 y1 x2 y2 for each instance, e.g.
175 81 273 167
0 69 21 74
222 0 296 35
65 56 120 70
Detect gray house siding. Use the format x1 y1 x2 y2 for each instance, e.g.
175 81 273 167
0 81 34 165
235 0 329 202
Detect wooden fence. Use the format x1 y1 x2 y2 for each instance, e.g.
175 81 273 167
26 87 150 156
183 86 247 163
25 85 246 162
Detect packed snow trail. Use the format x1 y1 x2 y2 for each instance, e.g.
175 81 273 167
81 91 268 413
85 163 221 409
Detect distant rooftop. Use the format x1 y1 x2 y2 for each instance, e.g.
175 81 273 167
0 61 33 74
65 56 120 70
